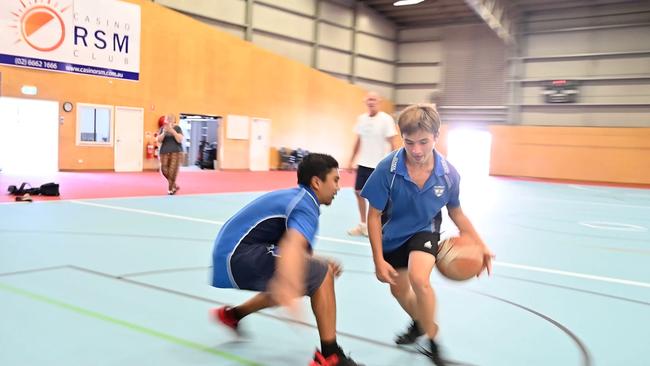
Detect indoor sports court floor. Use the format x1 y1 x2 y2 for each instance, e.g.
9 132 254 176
1 175 649 366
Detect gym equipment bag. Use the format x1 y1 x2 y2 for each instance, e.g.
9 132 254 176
39 182 60 196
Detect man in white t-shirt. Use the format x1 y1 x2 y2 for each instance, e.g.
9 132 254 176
347 91 399 237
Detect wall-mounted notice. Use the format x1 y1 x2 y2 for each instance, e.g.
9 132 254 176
226 115 249 140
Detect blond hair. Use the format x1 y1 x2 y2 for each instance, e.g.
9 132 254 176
165 113 176 124
397 104 440 136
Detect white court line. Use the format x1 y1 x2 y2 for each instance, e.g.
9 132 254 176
521 196 650 210
568 184 650 200
495 262 650 289
70 200 650 289
579 221 647 232
71 200 225 225
71 200 367 245
567 184 606 192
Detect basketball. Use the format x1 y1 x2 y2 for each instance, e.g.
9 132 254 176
436 236 484 281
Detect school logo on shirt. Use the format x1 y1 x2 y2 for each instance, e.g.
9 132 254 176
434 185 445 197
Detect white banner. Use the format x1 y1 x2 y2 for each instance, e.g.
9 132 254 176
0 0 141 80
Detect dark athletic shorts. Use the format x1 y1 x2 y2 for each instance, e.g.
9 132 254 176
229 242 329 296
383 231 441 269
355 165 375 191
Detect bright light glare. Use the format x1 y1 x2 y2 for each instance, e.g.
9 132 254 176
0 98 58 174
446 129 492 179
393 0 425 6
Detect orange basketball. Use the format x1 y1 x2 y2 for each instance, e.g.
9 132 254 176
436 236 484 281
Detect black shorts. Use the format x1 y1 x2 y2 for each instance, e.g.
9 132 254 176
355 165 375 191
229 242 329 296
383 231 440 269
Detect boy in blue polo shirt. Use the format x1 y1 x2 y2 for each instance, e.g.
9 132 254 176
361 104 494 365
211 153 363 366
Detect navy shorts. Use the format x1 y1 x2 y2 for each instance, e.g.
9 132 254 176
229 242 329 296
383 231 440 269
355 165 375 191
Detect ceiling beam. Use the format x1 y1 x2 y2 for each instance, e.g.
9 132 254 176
463 0 515 44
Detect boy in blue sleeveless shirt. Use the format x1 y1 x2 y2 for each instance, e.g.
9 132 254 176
211 153 363 366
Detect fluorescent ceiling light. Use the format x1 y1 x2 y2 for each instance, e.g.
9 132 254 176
393 0 425 6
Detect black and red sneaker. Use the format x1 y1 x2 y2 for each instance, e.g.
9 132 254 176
309 349 364 366
416 339 447 366
211 306 241 336
395 320 424 345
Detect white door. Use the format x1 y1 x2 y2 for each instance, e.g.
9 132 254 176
114 106 144 172
0 97 58 174
249 118 271 171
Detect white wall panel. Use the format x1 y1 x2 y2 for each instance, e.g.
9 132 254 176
354 80 394 101
356 33 395 61
525 3 650 32
253 4 314 42
526 32 592 56
592 27 650 53
396 89 437 105
320 1 353 27
252 33 312 66
266 0 316 16
212 23 246 39
319 23 352 51
399 27 444 42
327 72 351 83
397 66 440 84
355 57 394 83
155 0 246 25
528 27 650 57
520 110 650 127
594 58 650 76
524 60 594 78
356 5 395 39
318 48 351 75
398 42 441 63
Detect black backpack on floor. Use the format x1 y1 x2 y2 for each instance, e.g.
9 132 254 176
7 182 59 196
39 182 60 196
7 182 39 195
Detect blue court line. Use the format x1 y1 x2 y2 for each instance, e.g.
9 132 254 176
0 281 261 366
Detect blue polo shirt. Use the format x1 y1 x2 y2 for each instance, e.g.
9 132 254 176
212 185 320 288
361 148 461 252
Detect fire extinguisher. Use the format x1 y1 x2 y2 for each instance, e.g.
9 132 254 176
146 143 155 159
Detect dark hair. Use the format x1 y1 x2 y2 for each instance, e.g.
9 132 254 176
297 153 339 186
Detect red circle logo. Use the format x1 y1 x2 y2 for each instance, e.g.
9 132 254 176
20 5 65 52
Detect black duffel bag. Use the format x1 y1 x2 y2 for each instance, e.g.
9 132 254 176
39 182 60 196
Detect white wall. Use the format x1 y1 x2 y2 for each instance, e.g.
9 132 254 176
513 2 650 126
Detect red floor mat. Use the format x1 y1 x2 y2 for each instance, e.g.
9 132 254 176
0 169 357 202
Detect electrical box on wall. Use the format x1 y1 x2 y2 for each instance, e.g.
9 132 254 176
542 80 579 103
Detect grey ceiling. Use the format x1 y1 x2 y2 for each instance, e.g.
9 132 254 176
358 0 644 28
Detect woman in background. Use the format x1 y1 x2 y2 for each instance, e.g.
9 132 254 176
157 113 184 195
